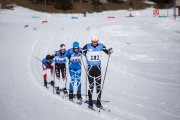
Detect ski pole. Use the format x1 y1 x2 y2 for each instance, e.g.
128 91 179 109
63 62 68 99
85 66 87 100
53 63 55 94
80 56 88 99
35 56 42 62
101 54 111 96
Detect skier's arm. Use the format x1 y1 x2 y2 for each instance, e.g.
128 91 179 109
51 55 55 58
66 50 71 59
42 61 47 70
52 51 57 58
63 49 71 59
103 45 113 55
80 45 88 56
102 45 109 55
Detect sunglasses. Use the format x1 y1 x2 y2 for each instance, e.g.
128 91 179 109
74 47 79 49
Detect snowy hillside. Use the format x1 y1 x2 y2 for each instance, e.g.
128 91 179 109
0 6 180 120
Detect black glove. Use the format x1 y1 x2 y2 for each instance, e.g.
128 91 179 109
46 64 50 69
108 47 113 55
51 55 54 59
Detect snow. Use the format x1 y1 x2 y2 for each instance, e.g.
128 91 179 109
0 6 180 120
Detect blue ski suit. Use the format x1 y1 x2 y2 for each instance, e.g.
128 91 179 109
66 48 82 92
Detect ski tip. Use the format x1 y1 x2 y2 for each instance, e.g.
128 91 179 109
88 106 95 110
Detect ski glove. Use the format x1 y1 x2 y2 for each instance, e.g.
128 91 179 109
46 64 50 69
108 47 113 55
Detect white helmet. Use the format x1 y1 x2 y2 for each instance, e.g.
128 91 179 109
60 44 66 50
91 34 99 42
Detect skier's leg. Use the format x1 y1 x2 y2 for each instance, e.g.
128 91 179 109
61 64 67 94
95 66 102 107
76 69 82 100
69 69 75 100
87 66 94 107
55 64 60 94
50 64 54 87
42 66 47 87
55 64 60 80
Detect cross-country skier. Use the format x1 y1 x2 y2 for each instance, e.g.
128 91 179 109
42 54 55 88
66 41 82 101
81 34 112 109
52 44 68 95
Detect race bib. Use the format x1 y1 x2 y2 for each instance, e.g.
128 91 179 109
87 51 102 62
70 56 80 63
55 57 66 63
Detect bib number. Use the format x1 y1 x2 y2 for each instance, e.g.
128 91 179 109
91 55 100 61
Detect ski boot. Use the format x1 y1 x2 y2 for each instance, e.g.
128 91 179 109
63 88 68 96
88 100 93 109
69 90 73 101
50 80 54 87
96 100 103 109
77 91 82 101
44 80 48 88
56 87 60 95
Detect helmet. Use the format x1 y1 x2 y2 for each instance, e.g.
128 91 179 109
91 34 99 42
73 41 79 48
46 54 51 60
60 44 66 50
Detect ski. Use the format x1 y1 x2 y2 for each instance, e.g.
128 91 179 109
88 106 96 111
97 107 111 113
76 99 83 105
44 86 49 89
63 93 68 99
69 99 83 105
43 84 111 113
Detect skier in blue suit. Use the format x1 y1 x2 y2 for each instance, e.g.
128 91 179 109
81 34 112 109
67 41 82 100
42 54 55 88
52 44 68 95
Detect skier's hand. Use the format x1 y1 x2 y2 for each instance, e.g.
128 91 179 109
43 67 46 71
78 53 82 57
46 64 50 69
51 55 54 59
108 47 113 55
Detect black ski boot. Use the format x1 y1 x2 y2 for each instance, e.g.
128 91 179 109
63 88 68 95
88 90 93 109
88 100 93 109
44 80 48 88
77 91 82 100
69 90 73 101
50 80 54 87
56 87 60 95
97 99 103 109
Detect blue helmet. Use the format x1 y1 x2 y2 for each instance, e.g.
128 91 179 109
73 41 79 48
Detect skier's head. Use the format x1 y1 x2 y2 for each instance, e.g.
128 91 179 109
91 34 99 46
60 44 66 53
73 41 79 48
73 41 79 53
46 54 51 63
